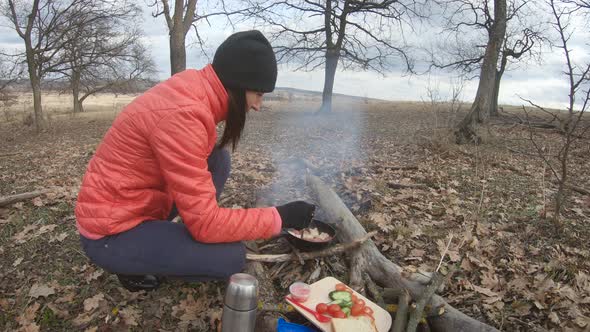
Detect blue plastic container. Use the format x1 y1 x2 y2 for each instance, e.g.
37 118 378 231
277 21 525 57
276 318 319 332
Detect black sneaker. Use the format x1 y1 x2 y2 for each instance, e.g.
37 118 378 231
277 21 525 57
117 274 162 292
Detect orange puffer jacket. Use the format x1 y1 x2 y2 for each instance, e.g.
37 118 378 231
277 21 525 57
75 65 282 243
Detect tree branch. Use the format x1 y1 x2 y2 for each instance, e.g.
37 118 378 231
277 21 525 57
246 231 377 262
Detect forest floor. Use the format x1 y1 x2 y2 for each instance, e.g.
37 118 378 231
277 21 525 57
0 94 589 331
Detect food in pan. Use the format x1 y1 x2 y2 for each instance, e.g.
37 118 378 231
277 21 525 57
287 227 332 242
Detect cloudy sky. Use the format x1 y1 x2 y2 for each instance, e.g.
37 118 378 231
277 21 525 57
1 1 588 110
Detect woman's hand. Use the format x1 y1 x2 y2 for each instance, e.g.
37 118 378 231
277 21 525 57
276 201 315 230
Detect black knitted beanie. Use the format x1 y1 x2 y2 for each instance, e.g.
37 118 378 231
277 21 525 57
212 30 277 93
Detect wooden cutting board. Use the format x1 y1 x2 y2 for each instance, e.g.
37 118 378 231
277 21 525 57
285 276 392 332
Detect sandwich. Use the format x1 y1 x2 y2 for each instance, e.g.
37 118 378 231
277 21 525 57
330 316 378 332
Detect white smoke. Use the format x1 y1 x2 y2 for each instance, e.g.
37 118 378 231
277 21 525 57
263 92 368 207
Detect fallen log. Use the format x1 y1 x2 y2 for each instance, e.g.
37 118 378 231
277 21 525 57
407 268 455 332
381 165 419 171
567 184 590 196
0 152 20 158
364 272 386 308
307 174 499 332
392 289 410 332
490 162 527 176
246 232 376 262
280 157 321 174
0 190 48 207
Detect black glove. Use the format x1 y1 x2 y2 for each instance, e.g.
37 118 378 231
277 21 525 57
276 201 315 230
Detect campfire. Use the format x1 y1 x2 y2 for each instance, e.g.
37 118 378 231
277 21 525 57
243 160 499 332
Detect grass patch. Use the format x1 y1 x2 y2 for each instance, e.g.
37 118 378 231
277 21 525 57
39 306 69 330
545 260 580 283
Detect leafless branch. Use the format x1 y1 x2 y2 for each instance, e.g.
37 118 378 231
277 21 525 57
431 0 543 78
245 0 423 74
521 0 589 225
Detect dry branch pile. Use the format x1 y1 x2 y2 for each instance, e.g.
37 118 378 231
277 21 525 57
246 163 499 332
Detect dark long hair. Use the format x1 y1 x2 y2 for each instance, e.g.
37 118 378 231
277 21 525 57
219 88 247 151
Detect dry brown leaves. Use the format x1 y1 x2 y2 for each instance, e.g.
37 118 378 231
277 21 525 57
170 292 220 330
16 302 41 332
1 98 589 331
118 306 141 326
12 223 57 244
28 283 56 299
71 293 108 327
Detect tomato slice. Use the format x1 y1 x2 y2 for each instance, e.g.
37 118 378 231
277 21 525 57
363 306 374 315
354 298 365 306
351 303 365 316
333 311 346 318
328 304 342 315
316 303 328 314
335 283 348 291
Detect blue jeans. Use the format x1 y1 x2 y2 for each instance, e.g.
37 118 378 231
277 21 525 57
80 146 246 281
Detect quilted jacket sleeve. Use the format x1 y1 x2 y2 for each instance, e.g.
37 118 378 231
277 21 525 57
149 109 282 243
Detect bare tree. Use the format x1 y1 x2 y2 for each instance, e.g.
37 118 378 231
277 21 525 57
0 53 22 95
522 0 589 226
433 1 545 120
148 0 197 76
564 0 590 8
432 0 508 143
3 0 90 132
0 53 23 121
490 27 544 116
56 2 156 112
148 0 244 76
246 0 423 113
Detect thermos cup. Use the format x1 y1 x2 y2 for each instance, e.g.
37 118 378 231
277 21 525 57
221 273 258 332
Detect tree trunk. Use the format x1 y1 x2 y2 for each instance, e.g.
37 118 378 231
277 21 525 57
454 105 479 144
319 49 339 113
31 76 43 133
78 94 88 113
25 37 43 132
490 72 501 118
162 0 196 77
554 134 572 227
455 0 507 143
169 27 186 76
490 52 508 117
72 69 83 113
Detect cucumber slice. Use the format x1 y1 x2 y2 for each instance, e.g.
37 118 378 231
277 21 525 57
340 300 353 308
329 291 352 302
341 307 351 317
327 299 345 306
327 299 353 308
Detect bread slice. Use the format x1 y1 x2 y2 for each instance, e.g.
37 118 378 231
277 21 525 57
330 316 378 332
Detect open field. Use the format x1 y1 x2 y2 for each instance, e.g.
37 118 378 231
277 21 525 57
1 92 589 331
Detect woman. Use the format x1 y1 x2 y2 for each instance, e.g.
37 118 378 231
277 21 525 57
75 30 315 291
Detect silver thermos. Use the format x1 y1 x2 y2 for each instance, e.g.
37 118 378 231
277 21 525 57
221 273 258 332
